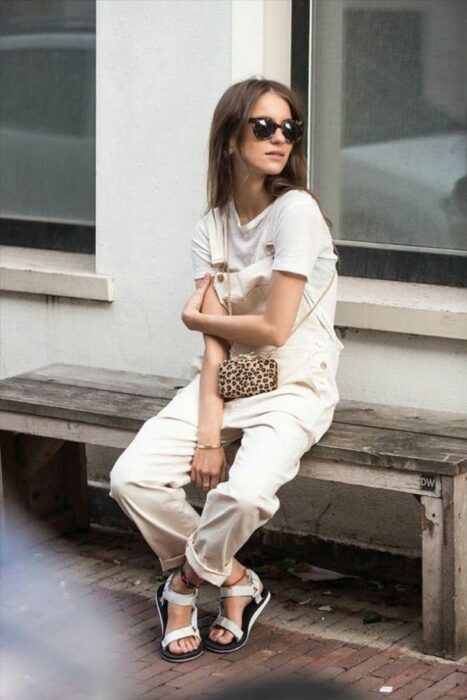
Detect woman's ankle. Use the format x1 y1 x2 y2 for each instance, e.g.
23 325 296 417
169 562 204 594
223 561 249 587
169 571 199 596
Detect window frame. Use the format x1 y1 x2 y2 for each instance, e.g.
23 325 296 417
291 0 467 288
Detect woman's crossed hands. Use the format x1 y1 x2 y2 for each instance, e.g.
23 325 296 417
191 445 227 493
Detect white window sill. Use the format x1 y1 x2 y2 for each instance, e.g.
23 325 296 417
337 276 467 340
0 246 113 302
1 250 465 338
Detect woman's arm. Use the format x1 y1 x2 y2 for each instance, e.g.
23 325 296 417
184 271 307 347
195 280 230 444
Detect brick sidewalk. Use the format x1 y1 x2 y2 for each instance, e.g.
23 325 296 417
1 525 465 700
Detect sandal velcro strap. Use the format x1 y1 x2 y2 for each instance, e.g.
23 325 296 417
212 614 243 642
220 569 262 604
163 572 198 606
162 623 201 650
163 587 197 606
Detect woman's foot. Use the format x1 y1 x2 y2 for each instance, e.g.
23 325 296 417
165 569 203 655
208 564 264 645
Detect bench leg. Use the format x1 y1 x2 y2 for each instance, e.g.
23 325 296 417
421 474 467 659
0 430 30 533
61 441 89 530
0 431 89 541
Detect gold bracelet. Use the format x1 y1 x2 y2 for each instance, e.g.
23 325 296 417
196 443 222 450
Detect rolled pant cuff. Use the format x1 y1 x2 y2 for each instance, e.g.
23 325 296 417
184 536 231 587
159 553 186 572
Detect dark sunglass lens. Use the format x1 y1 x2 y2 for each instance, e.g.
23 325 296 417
253 118 274 139
283 120 302 143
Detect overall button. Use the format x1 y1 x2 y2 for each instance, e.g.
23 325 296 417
315 338 325 348
320 361 327 369
217 273 225 282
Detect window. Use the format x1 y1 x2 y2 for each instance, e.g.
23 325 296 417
292 0 467 286
0 0 95 253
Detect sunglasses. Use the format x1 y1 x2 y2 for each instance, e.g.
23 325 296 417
248 116 304 144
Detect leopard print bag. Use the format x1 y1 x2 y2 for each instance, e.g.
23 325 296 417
218 351 278 401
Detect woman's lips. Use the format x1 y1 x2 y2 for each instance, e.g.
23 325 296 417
266 153 284 160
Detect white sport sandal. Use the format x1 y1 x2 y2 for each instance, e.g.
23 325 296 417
155 570 205 663
204 567 271 653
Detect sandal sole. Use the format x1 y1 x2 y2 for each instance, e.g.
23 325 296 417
155 583 205 663
203 588 271 654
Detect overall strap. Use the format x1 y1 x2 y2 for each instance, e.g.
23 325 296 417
207 209 227 267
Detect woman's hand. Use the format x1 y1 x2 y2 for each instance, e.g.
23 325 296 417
181 273 213 330
191 445 227 493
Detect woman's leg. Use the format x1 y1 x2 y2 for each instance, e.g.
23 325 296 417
110 412 204 655
110 414 201 571
110 370 247 655
184 411 312 644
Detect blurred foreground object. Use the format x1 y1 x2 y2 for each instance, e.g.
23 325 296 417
210 674 361 699
0 505 134 700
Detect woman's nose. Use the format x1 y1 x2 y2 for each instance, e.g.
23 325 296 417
270 126 286 144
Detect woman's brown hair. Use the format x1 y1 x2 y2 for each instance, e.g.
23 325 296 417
204 76 334 241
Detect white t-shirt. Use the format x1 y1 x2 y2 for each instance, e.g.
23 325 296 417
190 188 339 326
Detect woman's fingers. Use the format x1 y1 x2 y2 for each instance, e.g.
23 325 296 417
181 274 213 329
187 274 212 312
210 471 220 490
198 472 208 491
191 446 225 492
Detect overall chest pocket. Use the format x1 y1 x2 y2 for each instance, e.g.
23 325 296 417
213 254 274 313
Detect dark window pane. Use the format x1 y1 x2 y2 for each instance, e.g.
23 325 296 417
0 0 95 247
312 0 467 255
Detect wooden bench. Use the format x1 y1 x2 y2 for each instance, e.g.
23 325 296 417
0 363 465 660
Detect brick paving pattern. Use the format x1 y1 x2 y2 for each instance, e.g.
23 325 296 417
1 526 465 700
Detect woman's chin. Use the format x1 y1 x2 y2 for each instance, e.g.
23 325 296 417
261 164 286 177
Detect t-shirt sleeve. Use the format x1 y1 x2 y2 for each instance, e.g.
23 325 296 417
271 198 324 282
191 218 214 281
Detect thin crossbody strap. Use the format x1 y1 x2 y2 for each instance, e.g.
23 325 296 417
222 206 336 324
222 207 233 316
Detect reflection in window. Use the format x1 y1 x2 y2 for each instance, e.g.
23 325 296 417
0 0 95 228
313 0 467 252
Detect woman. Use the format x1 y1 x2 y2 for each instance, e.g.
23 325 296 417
110 77 344 663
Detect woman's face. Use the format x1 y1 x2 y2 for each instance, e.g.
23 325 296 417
229 91 294 180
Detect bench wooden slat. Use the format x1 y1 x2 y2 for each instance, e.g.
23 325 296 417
16 363 186 399
0 378 168 430
314 426 466 476
1 376 466 475
331 400 467 441
15 364 467 440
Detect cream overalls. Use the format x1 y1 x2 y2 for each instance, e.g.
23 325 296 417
109 210 344 587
